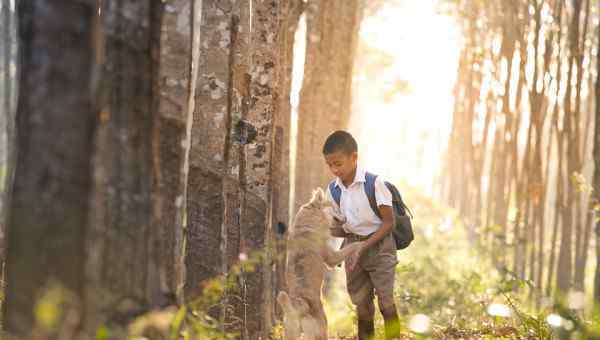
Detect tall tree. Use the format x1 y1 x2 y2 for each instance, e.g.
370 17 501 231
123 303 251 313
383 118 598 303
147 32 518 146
294 0 362 213
593 0 600 304
572 0 592 291
184 1 301 337
3 0 100 334
84 0 176 328
0 0 18 266
150 0 202 305
557 0 583 294
448 0 597 300
4 0 202 335
546 0 566 297
272 0 305 320
185 0 236 302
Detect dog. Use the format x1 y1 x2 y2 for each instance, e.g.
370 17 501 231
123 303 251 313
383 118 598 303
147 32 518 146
277 187 363 340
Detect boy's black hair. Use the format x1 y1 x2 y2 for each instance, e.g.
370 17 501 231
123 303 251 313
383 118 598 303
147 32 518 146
322 130 358 155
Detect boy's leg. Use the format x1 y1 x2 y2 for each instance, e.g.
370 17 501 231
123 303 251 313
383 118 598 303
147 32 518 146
358 318 375 340
369 234 401 339
345 241 375 340
381 304 400 339
356 298 375 340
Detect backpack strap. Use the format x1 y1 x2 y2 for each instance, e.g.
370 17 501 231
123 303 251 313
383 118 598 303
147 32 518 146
364 172 382 219
328 180 341 207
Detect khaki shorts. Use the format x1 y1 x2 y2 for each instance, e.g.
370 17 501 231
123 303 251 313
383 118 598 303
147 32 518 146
343 233 398 310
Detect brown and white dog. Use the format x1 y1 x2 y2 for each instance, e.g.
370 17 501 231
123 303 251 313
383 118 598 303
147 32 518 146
277 188 363 340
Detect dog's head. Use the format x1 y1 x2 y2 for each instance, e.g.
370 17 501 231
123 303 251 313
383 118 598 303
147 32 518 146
308 187 329 208
293 187 334 232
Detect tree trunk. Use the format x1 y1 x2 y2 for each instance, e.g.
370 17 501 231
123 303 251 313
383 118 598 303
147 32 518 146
271 0 304 321
239 1 288 335
150 0 202 305
221 1 250 334
0 0 18 270
3 0 197 335
0 0 5 265
545 0 565 297
556 0 582 294
494 20 516 264
527 0 548 295
572 0 591 291
84 0 171 330
185 0 235 301
593 0 600 304
3 0 99 334
512 33 528 278
445 47 468 210
294 0 362 213
184 1 298 337
547 129 564 296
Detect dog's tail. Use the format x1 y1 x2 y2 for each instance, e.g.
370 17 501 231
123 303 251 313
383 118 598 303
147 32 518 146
277 291 293 314
277 291 310 315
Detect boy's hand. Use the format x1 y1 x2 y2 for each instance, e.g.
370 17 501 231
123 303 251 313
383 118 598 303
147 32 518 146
345 243 365 272
332 216 345 227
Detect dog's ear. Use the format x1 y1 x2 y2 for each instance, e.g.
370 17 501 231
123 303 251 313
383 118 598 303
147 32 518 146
309 187 326 207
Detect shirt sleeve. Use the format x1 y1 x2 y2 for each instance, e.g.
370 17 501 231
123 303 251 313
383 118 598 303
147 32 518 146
325 185 345 221
374 177 393 207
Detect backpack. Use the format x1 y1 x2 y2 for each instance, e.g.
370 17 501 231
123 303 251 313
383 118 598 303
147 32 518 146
328 172 414 250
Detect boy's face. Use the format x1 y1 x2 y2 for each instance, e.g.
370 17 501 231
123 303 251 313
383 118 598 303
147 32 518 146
324 150 358 182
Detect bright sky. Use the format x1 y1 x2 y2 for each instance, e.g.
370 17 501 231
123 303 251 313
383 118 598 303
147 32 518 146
350 0 460 196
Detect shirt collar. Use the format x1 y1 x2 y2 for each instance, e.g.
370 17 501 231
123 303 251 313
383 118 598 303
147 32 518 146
335 166 365 189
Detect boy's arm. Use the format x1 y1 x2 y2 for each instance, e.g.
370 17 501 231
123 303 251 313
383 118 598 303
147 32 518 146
346 177 394 271
362 205 395 250
346 205 394 271
346 206 394 271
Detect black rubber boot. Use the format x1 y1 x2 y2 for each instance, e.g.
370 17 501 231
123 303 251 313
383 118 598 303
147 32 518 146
358 319 375 340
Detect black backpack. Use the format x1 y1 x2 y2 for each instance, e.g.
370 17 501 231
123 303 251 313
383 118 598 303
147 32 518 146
328 172 414 250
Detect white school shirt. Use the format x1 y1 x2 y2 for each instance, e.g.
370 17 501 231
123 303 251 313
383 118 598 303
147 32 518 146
325 167 393 236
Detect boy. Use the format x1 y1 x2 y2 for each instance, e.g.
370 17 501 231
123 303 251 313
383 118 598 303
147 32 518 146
323 130 400 340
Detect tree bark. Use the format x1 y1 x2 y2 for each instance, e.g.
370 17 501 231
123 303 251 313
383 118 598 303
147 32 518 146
151 0 202 305
3 0 98 334
84 0 169 330
185 0 235 301
0 0 5 266
0 0 18 270
184 1 298 337
573 0 591 291
545 0 565 297
557 0 582 294
593 0 600 304
239 1 288 335
271 0 304 321
493 17 516 264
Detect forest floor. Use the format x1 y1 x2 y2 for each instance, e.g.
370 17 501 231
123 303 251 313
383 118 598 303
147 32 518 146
168 180 598 339
1 182 597 339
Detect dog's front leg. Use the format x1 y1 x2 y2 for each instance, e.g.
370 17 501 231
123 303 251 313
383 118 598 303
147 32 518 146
322 241 363 267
